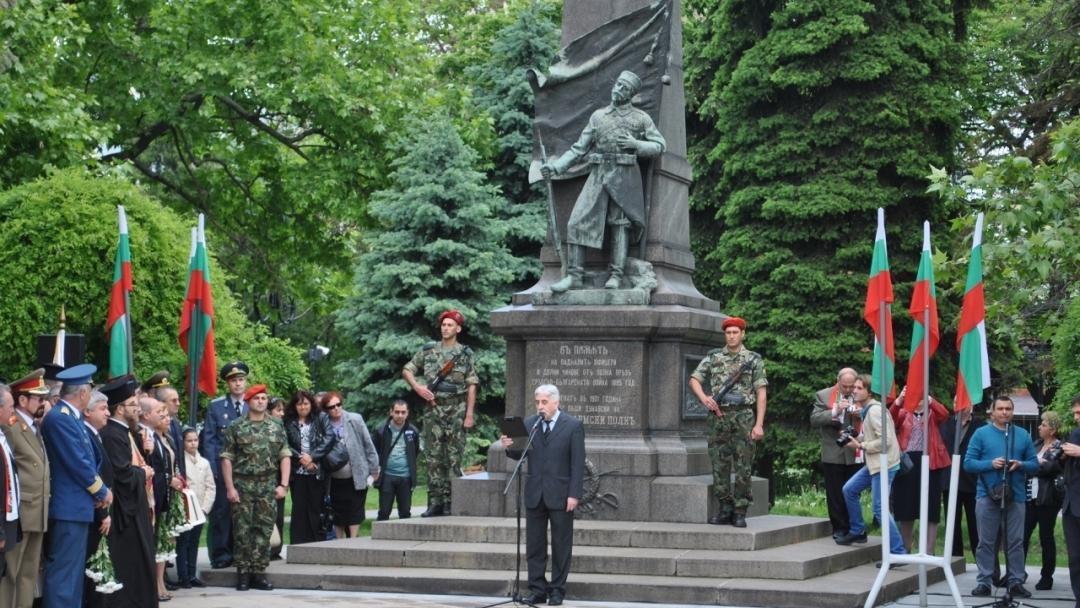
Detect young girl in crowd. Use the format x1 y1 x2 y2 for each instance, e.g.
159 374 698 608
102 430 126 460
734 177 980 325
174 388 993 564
176 427 215 588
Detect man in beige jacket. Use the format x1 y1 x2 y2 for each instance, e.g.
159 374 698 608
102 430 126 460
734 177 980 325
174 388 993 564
834 374 907 558
1 370 51 608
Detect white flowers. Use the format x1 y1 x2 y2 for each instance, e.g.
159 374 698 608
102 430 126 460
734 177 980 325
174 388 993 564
86 537 123 594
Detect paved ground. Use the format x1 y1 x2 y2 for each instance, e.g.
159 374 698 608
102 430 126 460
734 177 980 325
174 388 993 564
158 552 1076 608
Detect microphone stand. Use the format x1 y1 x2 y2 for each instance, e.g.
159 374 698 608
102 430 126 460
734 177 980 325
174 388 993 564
973 422 1032 608
480 417 543 608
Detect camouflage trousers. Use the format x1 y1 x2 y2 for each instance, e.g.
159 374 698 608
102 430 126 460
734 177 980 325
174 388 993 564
422 398 466 504
708 407 756 514
231 475 277 573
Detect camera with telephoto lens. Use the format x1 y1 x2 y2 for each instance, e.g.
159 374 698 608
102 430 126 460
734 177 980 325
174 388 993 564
836 425 857 446
1045 439 1065 462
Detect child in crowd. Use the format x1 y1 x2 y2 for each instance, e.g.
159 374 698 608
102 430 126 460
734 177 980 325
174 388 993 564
176 427 215 588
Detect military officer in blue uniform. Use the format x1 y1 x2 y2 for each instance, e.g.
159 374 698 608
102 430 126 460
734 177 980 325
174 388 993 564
40 363 112 608
203 361 249 569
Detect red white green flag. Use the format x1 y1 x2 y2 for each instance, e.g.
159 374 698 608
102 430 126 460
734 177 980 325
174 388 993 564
904 222 940 411
864 208 896 400
179 215 217 395
954 213 990 411
107 206 134 379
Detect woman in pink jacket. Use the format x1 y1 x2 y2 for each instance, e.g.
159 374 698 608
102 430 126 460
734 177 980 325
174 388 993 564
889 386 950 555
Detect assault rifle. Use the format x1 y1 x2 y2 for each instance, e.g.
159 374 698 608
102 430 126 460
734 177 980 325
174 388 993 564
427 350 467 396
710 357 758 417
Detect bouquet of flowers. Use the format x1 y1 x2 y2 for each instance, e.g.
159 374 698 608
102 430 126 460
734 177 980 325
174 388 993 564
85 535 123 593
155 489 188 562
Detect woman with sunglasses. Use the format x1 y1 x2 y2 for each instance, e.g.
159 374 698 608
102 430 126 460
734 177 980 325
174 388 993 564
322 392 380 538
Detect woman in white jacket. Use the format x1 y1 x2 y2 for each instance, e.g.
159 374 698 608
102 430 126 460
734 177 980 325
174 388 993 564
177 427 216 587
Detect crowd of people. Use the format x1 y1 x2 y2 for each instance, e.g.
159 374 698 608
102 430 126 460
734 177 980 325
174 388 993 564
813 366 1080 603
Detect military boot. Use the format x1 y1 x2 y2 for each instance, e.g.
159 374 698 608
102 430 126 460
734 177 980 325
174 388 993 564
604 225 628 289
236 569 251 591
250 573 274 591
550 244 583 292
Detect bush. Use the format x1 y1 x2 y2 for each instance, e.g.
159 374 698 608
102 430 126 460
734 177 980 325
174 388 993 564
0 169 309 417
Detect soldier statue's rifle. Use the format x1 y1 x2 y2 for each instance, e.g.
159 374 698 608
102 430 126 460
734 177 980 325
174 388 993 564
426 350 467 398
538 131 564 269
710 357 758 418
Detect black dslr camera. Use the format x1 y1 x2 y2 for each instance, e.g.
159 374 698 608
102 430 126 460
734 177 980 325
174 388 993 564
836 426 857 447
1045 439 1065 462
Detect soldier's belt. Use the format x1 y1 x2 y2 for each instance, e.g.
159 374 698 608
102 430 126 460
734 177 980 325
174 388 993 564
720 394 749 407
588 153 636 165
233 472 275 480
430 381 459 393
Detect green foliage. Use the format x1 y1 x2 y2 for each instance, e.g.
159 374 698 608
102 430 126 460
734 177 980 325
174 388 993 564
460 411 499 468
0 0 105 187
929 118 1080 345
335 116 525 420
684 0 965 478
0 169 309 410
1051 296 1080 420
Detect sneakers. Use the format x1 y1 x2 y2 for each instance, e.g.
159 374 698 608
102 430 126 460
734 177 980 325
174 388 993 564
834 531 868 545
971 584 991 597
1009 584 1031 599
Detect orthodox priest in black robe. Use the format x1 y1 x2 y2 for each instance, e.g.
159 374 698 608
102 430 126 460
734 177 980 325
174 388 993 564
99 378 158 608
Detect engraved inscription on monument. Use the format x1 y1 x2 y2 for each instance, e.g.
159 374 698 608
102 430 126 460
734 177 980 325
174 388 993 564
525 341 643 430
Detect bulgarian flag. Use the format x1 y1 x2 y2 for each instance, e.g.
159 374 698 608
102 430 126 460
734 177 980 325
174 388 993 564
904 222 940 411
864 208 896 400
107 206 134 379
179 215 217 395
954 213 990 410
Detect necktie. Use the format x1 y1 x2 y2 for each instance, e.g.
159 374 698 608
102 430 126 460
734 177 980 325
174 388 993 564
543 421 550 434
234 401 242 417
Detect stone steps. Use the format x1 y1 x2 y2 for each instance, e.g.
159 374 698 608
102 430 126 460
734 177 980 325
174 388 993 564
368 514 829 551
200 560 967 608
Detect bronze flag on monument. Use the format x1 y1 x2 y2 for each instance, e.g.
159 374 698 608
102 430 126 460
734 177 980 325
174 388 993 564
527 0 671 182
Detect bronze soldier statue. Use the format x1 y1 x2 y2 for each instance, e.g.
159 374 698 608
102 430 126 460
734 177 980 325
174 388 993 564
541 70 666 291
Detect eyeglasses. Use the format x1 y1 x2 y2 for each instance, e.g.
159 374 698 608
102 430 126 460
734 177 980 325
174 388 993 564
325 403 341 410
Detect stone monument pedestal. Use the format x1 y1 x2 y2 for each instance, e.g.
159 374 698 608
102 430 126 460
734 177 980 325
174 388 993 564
452 301 769 523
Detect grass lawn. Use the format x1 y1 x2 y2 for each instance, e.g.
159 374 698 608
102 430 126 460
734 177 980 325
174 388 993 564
201 484 430 546
773 485 1065 567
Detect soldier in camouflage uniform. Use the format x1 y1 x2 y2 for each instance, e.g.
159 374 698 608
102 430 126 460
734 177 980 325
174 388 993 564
402 310 478 517
689 317 767 528
221 383 290 591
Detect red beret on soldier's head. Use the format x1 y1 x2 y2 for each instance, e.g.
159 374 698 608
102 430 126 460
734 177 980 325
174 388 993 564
721 317 746 330
243 384 267 402
439 310 465 328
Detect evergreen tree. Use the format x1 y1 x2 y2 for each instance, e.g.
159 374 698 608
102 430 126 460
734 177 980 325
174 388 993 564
465 0 561 287
335 116 523 419
684 0 964 477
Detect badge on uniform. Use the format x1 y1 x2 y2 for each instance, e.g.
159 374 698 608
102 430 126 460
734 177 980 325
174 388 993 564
224 414 230 420
61 407 70 415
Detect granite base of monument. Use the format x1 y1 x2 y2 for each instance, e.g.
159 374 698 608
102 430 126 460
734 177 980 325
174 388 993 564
457 302 769 523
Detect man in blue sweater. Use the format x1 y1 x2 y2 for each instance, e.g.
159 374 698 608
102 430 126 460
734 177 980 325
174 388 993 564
964 396 1039 599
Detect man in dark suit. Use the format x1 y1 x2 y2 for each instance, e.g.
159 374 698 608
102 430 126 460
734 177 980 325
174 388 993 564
1059 395 1080 608
501 384 585 607
81 389 113 608
0 384 21 579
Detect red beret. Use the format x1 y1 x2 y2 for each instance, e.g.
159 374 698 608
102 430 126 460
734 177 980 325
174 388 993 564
439 310 465 328
721 317 746 330
243 384 267 402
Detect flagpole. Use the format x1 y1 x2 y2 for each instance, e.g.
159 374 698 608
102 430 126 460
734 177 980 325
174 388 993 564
918 303 930 606
188 226 201 430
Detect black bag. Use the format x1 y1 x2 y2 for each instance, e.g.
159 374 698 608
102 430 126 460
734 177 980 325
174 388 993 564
988 482 1014 502
897 452 915 477
318 483 336 535
323 440 349 473
1053 474 1067 504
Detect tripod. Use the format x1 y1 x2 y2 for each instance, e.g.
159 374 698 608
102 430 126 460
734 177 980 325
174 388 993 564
973 422 1036 608
480 417 543 608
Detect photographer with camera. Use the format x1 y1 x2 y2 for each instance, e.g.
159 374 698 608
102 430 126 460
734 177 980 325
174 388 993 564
834 375 906 561
810 368 863 540
1057 395 1080 607
964 395 1039 598
1022 411 1065 591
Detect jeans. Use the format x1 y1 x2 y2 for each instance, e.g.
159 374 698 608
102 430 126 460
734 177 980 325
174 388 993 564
175 523 203 581
843 465 906 555
377 475 413 520
975 497 1027 587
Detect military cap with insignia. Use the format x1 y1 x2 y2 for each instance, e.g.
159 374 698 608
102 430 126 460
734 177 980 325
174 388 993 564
56 363 97 385
219 361 249 381
141 370 171 394
10 369 49 395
